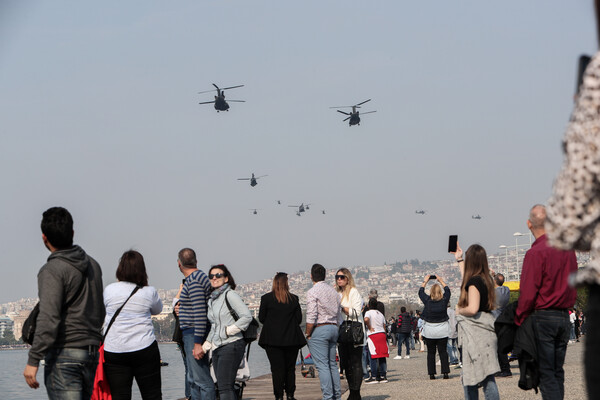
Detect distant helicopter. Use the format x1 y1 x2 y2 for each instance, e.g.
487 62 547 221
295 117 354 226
249 209 259 215
472 214 482 220
322 210 326 215
277 200 281 205
289 203 311 214
198 84 245 112
415 210 426 215
330 99 376 126
237 173 267 187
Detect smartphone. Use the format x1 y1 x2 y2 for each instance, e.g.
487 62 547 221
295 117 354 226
448 235 458 253
429 275 437 280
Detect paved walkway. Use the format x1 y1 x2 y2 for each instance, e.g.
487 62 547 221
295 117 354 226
347 340 586 400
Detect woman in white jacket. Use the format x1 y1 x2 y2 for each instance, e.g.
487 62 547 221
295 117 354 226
335 268 365 400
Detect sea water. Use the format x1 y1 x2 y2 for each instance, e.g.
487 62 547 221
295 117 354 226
0 343 275 400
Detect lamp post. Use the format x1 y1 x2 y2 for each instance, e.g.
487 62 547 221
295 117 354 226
499 245 508 275
513 232 526 277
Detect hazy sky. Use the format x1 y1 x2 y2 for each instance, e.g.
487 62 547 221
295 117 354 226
0 2 596 304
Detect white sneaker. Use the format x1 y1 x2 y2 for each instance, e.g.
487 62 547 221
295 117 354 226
393 355 402 360
405 355 410 359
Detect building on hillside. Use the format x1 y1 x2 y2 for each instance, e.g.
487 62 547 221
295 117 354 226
0 315 14 338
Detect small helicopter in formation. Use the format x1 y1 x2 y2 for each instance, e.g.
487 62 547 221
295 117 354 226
238 173 267 187
472 214 483 220
289 203 311 215
415 210 426 215
198 84 245 112
249 209 259 215
330 99 377 126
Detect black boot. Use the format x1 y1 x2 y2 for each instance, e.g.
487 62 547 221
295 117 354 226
348 389 362 400
286 395 296 400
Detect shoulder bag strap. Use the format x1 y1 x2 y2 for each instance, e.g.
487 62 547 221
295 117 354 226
103 285 141 340
224 291 240 321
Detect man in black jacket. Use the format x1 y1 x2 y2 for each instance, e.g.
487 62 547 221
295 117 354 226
23 207 105 399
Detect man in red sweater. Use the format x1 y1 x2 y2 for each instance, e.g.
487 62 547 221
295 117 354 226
515 204 578 400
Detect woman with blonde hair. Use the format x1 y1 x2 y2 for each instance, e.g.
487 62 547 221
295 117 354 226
335 268 365 400
454 244 500 400
259 272 306 400
419 274 451 380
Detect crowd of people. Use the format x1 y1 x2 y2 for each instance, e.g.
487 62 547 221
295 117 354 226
21 200 589 400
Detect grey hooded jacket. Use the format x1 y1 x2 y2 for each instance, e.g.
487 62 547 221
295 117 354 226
27 245 105 367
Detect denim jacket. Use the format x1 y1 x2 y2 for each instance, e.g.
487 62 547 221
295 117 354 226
206 287 252 348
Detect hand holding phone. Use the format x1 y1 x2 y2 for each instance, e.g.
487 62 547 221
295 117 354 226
429 275 437 280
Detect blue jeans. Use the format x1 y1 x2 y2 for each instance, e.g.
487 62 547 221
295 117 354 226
409 332 416 350
178 344 191 399
532 309 571 400
308 325 341 400
463 374 499 400
396 332 410 356
362 345 371 379
212 339 246 400
369 357 387 380
447 338 459 364
182 333 216 400
44 346 99 400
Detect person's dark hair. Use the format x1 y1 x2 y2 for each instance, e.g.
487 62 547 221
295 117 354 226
41 207 74 249
401 306 406 313
272 272 292 304
209 264 236 290
311 263 326 282
368 297 378 310
116 250 149 287
178 248 197 268
458 244 496 310
495 273 505 287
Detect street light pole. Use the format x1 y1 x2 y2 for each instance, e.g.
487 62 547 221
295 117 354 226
513 232 526 277
499 245 508 275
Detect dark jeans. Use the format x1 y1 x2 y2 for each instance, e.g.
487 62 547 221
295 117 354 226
532 309 570 400
178 344 191 399
586 285 600 398
396 332 411 356
104 340 162 400
425 337 449 375
213 339 246 400
338 343 363 392
497 350 510 373
44 346 99 400
369 357 387 380
265 346 299 398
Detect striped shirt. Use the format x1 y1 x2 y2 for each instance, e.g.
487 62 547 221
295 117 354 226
179 269 211 344
306 281 340 325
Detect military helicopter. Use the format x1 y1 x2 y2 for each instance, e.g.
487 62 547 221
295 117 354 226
237 173 267 187
249 209 259 215
198 84 245 112
322 210 326 215
330 99 376 126
415 210 426 215
288 203 311 214
472 214 483 220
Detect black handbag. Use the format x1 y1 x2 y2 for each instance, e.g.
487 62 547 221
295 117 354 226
338 309 364 345
225 292 259 343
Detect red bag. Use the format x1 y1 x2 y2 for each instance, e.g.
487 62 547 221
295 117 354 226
91 344 111 400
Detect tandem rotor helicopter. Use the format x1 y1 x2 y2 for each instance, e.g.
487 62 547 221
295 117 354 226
237 173 267 187
330 99 376 126
289 203 311 216
198 84 245 112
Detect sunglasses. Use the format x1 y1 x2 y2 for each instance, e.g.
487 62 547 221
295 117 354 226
209 273 225 279
335 275 347 280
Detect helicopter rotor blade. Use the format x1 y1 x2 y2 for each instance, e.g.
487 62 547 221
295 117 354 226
237 178 250 181
198 101 216 105
288 205 300 208
329 105 353 109
221 84 244 91
336 110 350 115
356 99 371 106
226 100 246 103
360 111 377 115
255 175 268 179
212 83 220 90
343 117 351 122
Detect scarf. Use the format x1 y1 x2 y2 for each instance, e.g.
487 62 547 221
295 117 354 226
210 283 230 301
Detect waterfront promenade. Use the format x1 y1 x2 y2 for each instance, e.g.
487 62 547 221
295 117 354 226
241 340 586 400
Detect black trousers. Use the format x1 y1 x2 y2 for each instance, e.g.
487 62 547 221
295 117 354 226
104 340 162 400
497 349 510 373
337 342 363 392
265 346 299 398
586 285 600 398
425 337 449 375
